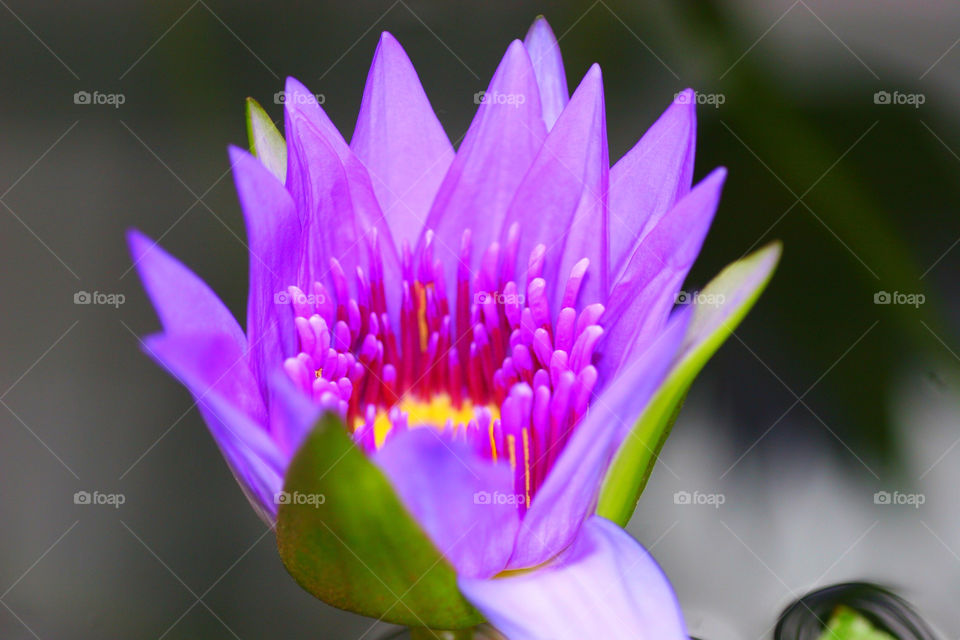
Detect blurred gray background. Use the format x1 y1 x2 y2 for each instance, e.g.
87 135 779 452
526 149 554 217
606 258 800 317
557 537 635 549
1 1 959 638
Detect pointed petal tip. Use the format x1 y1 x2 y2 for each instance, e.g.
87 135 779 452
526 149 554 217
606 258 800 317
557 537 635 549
373 30 407 62
126 226 146 245
756 238 784 264
504 38 529 59
669 88 698 119
571 63 602 93
244 96 270 120
491 39 538 92
140 331 166 357
523 16 569 130
377 30 400 48
746 241 784 282
126 228 170 268
227 144 279 184
367 30 417 84
126 227 151 259
702 165 727 189
226 143 247 163
583 63 604 92
566 62 603 104
284 76 318 105
526 14 556 39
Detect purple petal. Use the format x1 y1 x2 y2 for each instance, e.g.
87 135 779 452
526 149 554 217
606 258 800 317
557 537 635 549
460 516 687 640
500 64 608 309
507 309 689 569
284 77 401 304
229 146 300 393
283 77 352 157
198 398 283 523
421 40 546 281
143 332 284 521
351 32 454 247
127 229 246 348
266 372 328 463
374 428 520 579
143 332 270 444
523 17 569 130
285 113 364 284
598 167 725 378
608 90 697 277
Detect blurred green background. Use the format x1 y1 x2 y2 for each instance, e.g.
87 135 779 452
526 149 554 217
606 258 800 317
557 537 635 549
1 1 958 638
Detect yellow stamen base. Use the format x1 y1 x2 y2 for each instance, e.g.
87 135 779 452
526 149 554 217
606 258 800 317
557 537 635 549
359 394 501 448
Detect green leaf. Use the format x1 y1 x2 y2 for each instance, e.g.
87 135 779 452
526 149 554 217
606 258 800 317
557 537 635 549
245 97 286 182
597 242 782 525
276 413 483 629
819 606 897 640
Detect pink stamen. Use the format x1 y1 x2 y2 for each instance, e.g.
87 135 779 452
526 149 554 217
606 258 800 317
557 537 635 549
282 227 606 508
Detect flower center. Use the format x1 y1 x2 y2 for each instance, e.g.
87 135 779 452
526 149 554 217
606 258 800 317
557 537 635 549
281 225 604 511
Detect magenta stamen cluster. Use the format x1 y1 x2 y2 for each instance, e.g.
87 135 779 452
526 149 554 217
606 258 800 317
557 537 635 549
281 224 604 509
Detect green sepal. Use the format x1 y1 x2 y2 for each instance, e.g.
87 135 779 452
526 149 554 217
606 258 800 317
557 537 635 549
597 242 782 525
245 97 286 182
819 606 897 640
276 413 483 629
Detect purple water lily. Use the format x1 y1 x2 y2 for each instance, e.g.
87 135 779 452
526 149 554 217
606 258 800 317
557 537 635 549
129 17 778 638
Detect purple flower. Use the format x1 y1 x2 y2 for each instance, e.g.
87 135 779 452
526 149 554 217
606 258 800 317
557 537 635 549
129 17 778 636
